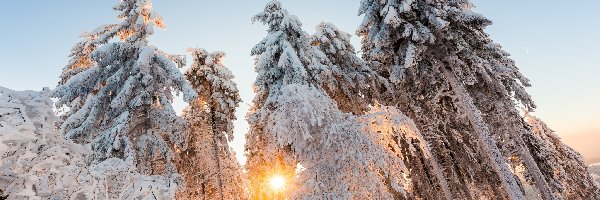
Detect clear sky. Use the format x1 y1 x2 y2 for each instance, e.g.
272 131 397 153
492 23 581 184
1 0 598 163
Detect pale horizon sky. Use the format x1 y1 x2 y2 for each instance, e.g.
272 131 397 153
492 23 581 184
1 1 598 163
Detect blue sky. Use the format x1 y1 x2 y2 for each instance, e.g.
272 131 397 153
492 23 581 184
1 0 598 163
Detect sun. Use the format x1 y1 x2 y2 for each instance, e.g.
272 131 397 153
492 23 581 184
269 175 286 191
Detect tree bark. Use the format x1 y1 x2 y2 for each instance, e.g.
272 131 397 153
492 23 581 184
210 102 225 200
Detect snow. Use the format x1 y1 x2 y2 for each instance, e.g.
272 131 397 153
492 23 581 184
0 87 184 199
590 163 600 187
0 87 93 199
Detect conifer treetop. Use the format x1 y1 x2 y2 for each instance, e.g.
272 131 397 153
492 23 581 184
250 0 332 111
58 0 167 84
185 48 241 139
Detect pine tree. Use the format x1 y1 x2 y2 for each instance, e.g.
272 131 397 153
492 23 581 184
53 0 196 198
176 48 246 200
245 1 431 199
358 0 599 199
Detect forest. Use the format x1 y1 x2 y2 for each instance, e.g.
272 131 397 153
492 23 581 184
0 0 598 199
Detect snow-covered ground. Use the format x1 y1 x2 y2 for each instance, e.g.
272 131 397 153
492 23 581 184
0 87 178 199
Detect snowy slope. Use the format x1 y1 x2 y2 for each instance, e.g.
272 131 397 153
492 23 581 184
0 87 94 199
0 86 182 199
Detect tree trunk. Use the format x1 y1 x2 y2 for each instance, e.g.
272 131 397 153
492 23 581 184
443 67 525 200
210 105 225 200
515 130 556 200
403 128 454 200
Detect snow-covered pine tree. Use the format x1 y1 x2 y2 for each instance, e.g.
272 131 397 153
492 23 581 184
176 48 246 200
0 87 94 199
311 22 452 199
53 0 196 198
310 22 390 114
524 113 600 198
245 1 424 199
358 0 599 199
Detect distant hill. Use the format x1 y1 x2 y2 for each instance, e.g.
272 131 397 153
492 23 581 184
560 131 600 164
589 157 600 165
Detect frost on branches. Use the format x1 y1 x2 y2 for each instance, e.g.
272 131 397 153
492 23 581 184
53 0 196 198
55 17 117 121
176 48 246 200
358 0 599 199
87 144 183 199
358 106 453 199
57 24 116 85
524 113 600 198
310 22 390 114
